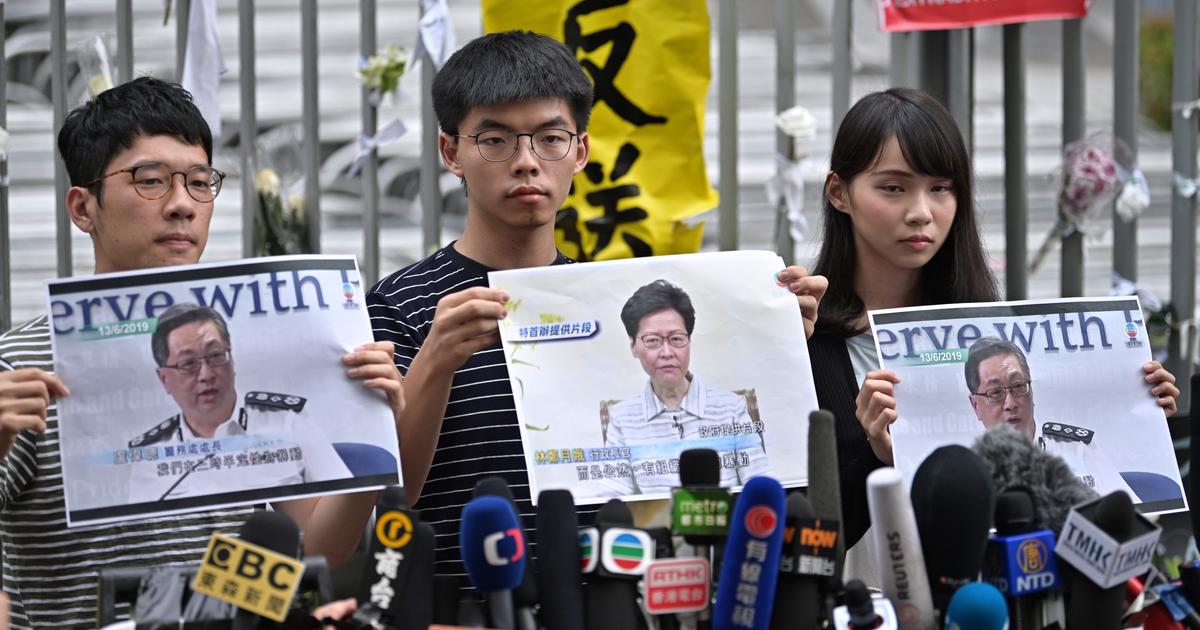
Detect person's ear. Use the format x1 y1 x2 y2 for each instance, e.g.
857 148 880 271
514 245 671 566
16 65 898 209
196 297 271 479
573 132 590 175
66 186 97 234
440 133 464 178
826 172 851 215
156 367 169 389
968 395 980 417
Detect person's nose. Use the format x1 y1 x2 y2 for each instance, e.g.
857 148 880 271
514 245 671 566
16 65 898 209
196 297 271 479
509 134 541 176
162 172 199 222
904 191 933 226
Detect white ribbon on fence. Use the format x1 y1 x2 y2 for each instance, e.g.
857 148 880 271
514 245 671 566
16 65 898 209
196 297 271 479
414 0 456 69
181 0 227 139
348 118 408 177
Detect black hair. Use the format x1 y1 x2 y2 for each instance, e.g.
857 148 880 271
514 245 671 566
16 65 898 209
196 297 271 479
431 30 594 136
56 76 212 197
620 280 696 338
152 303 231 367
964 336 1031 394
812 88 998 337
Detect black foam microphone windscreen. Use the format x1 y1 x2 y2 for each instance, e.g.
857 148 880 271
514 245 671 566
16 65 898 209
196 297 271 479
240 510 302 559
535 489 585 630
910 445 995 620
679 448 721 486
807 410 844 582
973 425 1096 534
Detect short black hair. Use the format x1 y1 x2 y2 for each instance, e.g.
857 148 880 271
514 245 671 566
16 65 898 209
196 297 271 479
152 303 231 367
431 30 594 136
620 280 696 338
57 76 213 195
964 337 1031 394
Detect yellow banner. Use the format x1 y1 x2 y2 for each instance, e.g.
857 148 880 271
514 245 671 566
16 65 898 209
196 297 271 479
483 0 718 261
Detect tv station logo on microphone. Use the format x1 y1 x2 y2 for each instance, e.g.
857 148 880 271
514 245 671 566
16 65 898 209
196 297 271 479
192 532 304 623
484 527 525 566
643 558 710 615
779 517 839 577
600 527 654 576
579 527 600 573
744 506 778 538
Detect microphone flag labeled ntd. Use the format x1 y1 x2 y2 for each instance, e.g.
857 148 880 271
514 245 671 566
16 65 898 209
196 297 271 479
192 531 305 622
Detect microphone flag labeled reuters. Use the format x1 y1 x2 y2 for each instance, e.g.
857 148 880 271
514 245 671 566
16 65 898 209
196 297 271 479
192 531 304 622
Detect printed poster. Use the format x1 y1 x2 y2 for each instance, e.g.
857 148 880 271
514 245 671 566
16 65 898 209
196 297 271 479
48 256 401 525
490 250 819 505
870 297 1185 514
484 0 718 260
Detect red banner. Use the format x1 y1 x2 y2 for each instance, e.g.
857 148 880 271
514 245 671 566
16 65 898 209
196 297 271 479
878 0 1089 32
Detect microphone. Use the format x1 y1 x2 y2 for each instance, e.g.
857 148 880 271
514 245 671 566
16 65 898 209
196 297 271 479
910 445 995 621
229 510 304 630
807 410 845 582
674 448 728 630
535 489 585 630
712 475 786 630
356 486 434 630
769 491 832 629
943 582 1009 630
474 476 538 630
461 495 526 630
972 425 1097 534
1056 490 1162 629
831 579 898 630
585 499 647 630
983 488 1061 630
866 467 936 630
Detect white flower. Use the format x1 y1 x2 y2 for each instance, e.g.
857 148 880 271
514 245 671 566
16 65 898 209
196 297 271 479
255 168 281 195
776 106 816 142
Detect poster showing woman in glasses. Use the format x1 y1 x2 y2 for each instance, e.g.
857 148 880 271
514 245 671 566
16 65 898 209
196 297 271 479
489 250 817 505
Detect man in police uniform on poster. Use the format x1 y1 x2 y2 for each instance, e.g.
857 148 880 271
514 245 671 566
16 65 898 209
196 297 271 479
127 303 350 502
963 336 1175 501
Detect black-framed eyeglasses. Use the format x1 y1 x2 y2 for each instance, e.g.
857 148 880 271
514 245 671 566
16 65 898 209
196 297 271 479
639 333 690 350
85 162 226 203
161 349 232 375
971 380 1032 404
455 129 579 162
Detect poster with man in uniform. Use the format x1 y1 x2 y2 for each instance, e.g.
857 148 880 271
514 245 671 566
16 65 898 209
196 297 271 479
869 297 1185 514
48 256 402 525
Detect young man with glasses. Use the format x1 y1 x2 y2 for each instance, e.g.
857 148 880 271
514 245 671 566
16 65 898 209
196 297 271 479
126 303 351 502
0 77 400 628
366 30 595 579
964 336 1142 497
598 279 771 497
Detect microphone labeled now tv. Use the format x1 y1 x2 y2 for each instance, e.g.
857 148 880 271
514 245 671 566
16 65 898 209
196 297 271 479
770 491 836 630
713 475 786 630
461 495 526 630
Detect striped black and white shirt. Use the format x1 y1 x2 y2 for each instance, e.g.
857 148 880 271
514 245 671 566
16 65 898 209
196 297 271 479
367 244 598 580
0 317 251 629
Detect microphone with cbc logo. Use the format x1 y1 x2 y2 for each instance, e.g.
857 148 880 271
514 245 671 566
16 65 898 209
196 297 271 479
192 511 305 626
461 495 526 630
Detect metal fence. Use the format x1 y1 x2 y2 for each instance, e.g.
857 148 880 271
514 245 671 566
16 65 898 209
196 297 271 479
0 0 1197 406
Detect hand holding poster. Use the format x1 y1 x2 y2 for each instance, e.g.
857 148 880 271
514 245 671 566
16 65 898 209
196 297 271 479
869 297 1184 514
490 250 819 504
48 256 401 525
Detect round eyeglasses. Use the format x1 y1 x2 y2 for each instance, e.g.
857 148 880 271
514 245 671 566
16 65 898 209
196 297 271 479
971 380 1032 404
161 349 232 375
638 333 691 350
85 162 226 203
455 129 579 162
